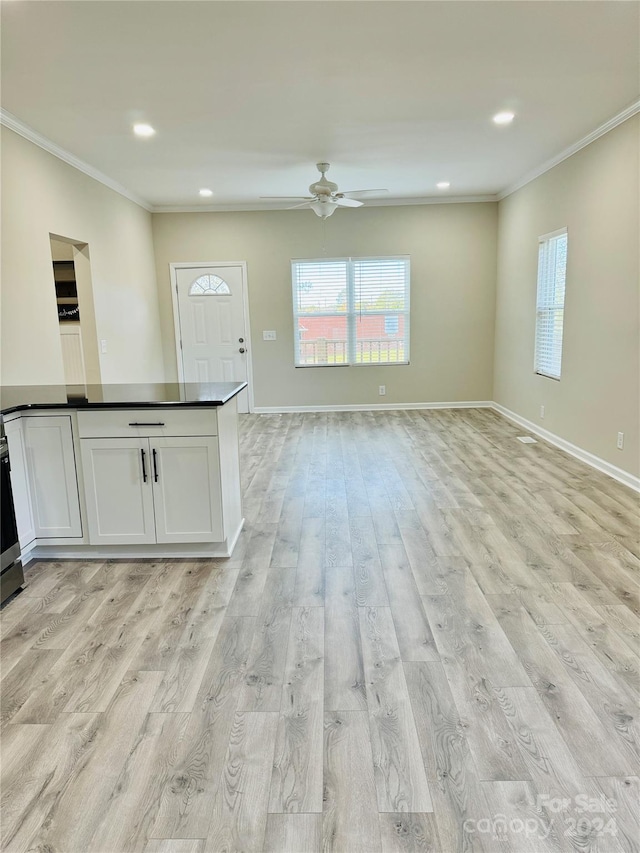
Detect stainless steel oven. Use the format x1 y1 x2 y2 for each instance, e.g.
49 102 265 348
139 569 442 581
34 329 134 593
1 426 24 603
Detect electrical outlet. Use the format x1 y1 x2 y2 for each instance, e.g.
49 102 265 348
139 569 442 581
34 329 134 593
379 385 386 396
100 339 108 354
617 432 624 450
262 330 277 341
540 404 545 419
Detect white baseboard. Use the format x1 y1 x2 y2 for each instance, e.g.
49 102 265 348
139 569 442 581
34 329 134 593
29 534 243 562
24 522 246 566
224 519 245 556
19 544 35 566
252 401 493 414
492 403 640 493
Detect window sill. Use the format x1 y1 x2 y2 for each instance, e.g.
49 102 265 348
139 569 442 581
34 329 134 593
295 362 410 368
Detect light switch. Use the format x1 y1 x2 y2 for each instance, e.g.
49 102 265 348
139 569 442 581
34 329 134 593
263 330 277 341
100 339 108 353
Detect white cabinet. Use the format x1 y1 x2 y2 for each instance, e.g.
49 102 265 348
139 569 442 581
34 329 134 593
152 438 223 543
4 418 36 549
23 416 82 538
80 438 156 545
80 435 223 546
60 325 86 385
6 399 243 558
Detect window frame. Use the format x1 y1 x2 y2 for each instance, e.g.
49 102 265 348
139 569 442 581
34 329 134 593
291 255 411 368
188 274 231 296
534 228 568 381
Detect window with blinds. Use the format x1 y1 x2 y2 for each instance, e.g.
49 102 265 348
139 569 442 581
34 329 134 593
292 256 410 367
534 229 568 380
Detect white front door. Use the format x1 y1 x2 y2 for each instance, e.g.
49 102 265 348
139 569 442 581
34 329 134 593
175 264 250 413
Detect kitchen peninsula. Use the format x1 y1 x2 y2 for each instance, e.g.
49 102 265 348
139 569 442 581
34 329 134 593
1 381 246 563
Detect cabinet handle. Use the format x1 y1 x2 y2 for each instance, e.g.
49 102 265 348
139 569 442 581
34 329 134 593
152 448 159 482
129 422 165 427
141 448 148 482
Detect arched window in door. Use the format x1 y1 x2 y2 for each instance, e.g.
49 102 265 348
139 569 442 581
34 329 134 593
189 274 230 295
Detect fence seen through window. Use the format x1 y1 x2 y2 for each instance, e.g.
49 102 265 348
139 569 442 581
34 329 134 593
292 256 410 367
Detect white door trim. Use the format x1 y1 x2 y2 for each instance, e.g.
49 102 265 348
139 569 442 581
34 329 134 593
169 261 254 413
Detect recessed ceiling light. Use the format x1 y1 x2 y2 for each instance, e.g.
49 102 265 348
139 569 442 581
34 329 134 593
133 123 155 137
493 111 515 126
436 181 450 190
199 188 213 197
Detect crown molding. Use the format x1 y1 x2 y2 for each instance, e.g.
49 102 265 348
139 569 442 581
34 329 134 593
0 108 495 212
151 194 498 214
3 99 637 213
0 109 153 212
497 99 640 201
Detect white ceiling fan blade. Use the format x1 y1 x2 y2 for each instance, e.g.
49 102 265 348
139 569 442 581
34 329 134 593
340 189 390 198
287 201 314 210
260 195 314 200
334 197 363 208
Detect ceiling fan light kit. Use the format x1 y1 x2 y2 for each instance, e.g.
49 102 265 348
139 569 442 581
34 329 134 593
309 198 337 218
260 162 388 218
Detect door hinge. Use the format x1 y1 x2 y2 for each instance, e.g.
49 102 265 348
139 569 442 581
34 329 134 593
180 339 183 349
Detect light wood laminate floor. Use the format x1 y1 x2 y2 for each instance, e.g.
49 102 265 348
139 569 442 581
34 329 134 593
1 409 639 853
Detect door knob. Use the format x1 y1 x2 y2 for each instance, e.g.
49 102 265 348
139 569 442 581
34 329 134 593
239 347 246 353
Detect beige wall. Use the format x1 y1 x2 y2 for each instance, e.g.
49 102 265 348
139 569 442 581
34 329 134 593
494 116 639 477
0 127 165 386
152 203 498 408
5 116 636 478
50 238 74 261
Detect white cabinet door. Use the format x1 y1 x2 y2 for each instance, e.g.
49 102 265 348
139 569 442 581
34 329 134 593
151 437 223 543
81 438 156 545
24 416 82 538
60 325 86 385
4 419 36 549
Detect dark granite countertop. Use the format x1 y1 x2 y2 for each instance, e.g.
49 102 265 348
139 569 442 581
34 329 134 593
0 381 248 416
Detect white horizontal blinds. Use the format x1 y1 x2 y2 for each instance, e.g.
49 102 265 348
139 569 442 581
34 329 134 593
292 259 348 365
535 230 568 379
352 257 410 364
292 257 410 366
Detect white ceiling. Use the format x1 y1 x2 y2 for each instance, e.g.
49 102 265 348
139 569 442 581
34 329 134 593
1 1 638 210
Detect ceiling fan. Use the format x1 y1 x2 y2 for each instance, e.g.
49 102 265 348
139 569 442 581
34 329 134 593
261 163 388 218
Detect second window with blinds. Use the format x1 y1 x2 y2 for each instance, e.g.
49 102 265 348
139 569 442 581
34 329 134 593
292 256 410 367
534 229 568 380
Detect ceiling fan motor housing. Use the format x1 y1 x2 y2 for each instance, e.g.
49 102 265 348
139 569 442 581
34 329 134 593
309 177 338 197
309 162 338 197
